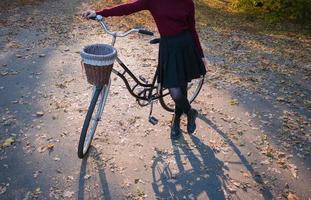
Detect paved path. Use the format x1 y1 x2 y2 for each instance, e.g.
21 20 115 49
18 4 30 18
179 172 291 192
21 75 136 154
0 0 310 199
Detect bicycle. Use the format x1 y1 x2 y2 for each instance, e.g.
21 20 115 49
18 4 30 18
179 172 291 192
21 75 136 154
78 15 204 158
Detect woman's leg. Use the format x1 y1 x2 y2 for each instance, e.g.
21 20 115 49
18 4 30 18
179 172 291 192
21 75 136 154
169 85 191 118
169 84 198 135
168 85 190 139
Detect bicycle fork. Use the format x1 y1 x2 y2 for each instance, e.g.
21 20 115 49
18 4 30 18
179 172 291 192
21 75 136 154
91 80 111 122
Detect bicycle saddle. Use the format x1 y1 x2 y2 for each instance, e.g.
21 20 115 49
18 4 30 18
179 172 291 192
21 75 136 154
150 38 160 44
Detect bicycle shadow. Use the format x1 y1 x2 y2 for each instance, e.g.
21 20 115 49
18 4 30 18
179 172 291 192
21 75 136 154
78 147 112 200
152 133 227 199
197 113 274 199
151 113 274 199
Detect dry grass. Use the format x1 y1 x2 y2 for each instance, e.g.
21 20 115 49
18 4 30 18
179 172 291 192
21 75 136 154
19 0 42 4
0 0 42 10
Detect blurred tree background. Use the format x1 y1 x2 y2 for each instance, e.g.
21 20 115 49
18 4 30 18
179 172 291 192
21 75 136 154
232 0 311 23
92 0 310 36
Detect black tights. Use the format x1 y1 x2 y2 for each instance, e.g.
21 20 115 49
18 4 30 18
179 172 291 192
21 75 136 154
169 85 191 119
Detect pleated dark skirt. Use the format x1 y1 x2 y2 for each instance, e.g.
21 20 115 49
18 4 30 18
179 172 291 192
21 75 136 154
158 31 206 88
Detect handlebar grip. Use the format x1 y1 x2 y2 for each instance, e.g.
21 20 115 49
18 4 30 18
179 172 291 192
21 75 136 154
89 15 103 21
89 16 97 20
138 29 154 36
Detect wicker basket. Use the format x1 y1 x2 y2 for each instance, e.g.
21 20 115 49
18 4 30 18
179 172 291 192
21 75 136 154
80 44 117 86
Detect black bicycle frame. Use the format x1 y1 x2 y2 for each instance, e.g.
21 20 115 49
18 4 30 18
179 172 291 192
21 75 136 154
111 57 170 103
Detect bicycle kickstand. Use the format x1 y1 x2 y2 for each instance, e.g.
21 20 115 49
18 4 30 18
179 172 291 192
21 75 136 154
148 101 158 125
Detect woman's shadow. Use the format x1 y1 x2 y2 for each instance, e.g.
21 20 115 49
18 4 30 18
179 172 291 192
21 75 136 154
152 133 227 199
198 114 273 199
151 113 274 200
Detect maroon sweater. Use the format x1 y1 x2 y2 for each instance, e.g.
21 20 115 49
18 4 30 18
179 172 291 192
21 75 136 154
96 0 204 57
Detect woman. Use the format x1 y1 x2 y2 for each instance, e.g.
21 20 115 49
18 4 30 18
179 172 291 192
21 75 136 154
82 0 207 139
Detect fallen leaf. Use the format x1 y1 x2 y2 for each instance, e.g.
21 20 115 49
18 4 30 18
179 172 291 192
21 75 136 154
136 189 146 197
53 157 60 161
227 186 237 193
288 163 298 178
55 83 66 89
36 112 44 117
0 72 9 76
230 99 239 106
47 144 54 150
2 137 15 148
33 171 41 178
240 170 250 178
304 100 311 109
7 41 22 48
260 159 270 165
63 190 74 198
0 185 6 194
277 152 286 158
84 174 91 180
261 134 268 141
287 192 300 200
277 159 286 167
232 180 241 188
122 179 131 188
37 146 47 153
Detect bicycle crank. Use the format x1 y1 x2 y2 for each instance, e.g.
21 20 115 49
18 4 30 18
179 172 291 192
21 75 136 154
148 101 158 125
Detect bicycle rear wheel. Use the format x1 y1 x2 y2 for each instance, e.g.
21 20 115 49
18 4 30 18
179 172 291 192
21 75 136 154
159 76 204 112
78 84 110 158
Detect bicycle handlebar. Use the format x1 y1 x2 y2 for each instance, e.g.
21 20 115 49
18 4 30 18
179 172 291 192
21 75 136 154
138 29 154 36
90 15 154 37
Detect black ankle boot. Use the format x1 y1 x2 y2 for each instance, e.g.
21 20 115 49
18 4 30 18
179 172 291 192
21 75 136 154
170 117 181 139
187 108 198 134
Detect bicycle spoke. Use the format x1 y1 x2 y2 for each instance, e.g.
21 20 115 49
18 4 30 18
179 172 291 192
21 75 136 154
78 82 111 158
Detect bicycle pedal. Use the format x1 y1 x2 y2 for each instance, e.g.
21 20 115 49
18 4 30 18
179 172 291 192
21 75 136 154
148 116 158 125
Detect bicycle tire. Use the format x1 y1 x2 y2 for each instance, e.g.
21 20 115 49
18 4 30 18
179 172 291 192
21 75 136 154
159 77 204 112
78 86 108 158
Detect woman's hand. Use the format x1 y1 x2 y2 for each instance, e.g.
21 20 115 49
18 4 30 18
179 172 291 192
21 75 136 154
202 57 208 72
81 10 96 19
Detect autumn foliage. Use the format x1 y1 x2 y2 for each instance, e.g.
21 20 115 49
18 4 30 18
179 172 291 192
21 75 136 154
232 0 311 23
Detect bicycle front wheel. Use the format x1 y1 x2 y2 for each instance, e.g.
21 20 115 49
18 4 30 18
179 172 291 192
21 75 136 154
159 77 204 112
78 84 110 158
